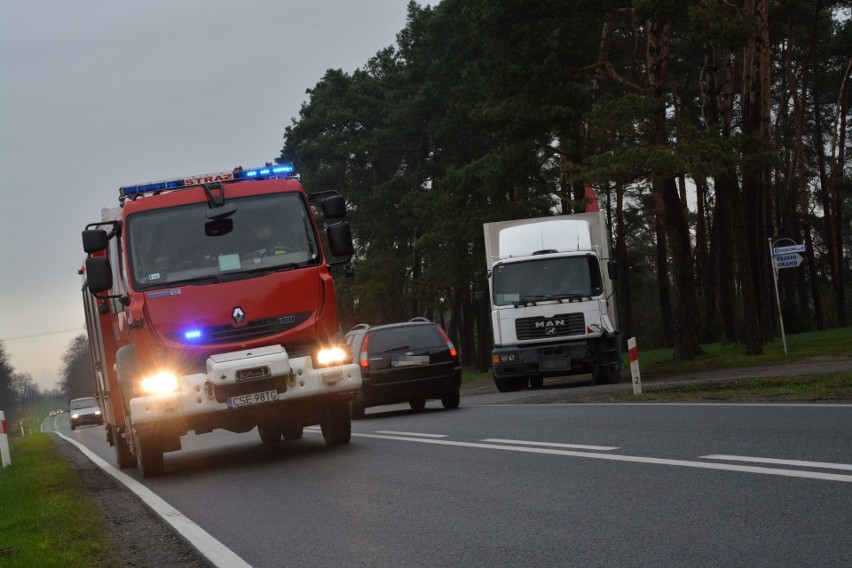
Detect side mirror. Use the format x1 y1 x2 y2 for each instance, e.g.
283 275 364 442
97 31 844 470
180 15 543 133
326 222 354 258
86 257 113 294
82 230 109 254
607 260 619 280
321 195 347 220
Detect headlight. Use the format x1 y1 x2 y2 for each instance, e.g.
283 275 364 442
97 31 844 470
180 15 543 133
315 346 350 367
139 371 180 395
94 410 102 416
71 413 80 420
493 353 517 364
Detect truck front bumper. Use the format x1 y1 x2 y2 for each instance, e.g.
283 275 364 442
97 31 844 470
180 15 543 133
128 345 360 428
492 334 621 380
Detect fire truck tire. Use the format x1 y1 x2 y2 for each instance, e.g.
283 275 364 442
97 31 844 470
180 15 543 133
321 398 351 446
257 422 282 444
112 425 135 469
135 431 165 478
282 426 304 440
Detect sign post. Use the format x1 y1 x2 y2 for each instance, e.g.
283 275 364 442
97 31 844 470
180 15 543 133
768 239 807 356
0 410 11 467
628 337 641 395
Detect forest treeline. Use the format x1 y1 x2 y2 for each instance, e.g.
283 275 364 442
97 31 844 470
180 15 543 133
281 0 851 367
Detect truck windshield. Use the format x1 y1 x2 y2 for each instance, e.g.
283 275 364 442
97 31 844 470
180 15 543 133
126 192 321 290
491 255 603 306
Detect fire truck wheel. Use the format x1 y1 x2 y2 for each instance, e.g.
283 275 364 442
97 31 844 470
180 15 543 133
135 432 165 478
112 425 135 469
321 398 351 446
257 422 282 444
282 426 304 440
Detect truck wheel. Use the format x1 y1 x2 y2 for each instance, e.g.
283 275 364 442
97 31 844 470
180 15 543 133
258 422 282 444
112 425 135 469
135 431 165 478
592 363 620 385
321 398 351 446
441 388 460 409
494 376 524 393
530 377 544 389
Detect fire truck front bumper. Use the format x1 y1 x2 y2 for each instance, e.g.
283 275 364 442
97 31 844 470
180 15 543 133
128 345 361 426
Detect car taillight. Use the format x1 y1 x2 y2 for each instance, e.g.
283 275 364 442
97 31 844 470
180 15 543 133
359 334 370 369
437 326 458 359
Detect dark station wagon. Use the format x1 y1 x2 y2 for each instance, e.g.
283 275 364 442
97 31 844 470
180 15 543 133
344 318 462 418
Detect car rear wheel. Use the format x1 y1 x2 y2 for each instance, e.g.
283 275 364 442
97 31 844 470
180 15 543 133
258 422 282 444
441 389 460 409
409 399 426 411
283 426 304 441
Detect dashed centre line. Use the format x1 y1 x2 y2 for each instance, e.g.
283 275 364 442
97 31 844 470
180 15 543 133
346 430 852 484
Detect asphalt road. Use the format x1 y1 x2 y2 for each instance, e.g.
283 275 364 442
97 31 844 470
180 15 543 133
54 394 852 568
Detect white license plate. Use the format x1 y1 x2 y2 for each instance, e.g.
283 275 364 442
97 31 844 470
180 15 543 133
392 355 430 368
227 389 279 409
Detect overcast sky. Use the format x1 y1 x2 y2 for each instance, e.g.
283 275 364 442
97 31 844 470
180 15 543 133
0 1 413 392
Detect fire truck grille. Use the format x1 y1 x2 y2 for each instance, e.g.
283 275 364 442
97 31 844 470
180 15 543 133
167 312 312 345
515 313 586 340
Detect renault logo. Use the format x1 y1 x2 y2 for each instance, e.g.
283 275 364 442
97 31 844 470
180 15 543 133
232 307 246 324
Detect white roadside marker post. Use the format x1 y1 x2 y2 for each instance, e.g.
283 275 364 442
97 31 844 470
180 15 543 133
0 410 11 467
628 337 642 395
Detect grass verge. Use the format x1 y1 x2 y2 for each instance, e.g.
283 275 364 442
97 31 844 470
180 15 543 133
613 371 852 401
0 434 119 568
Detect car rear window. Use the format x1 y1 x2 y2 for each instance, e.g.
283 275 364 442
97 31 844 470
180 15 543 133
369 325 444 354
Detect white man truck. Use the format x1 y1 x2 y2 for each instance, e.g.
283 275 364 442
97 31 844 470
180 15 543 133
479 212 621 392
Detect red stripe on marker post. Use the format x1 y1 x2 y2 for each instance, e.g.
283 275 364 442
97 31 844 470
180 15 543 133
1 419 6 434
628 337 641 395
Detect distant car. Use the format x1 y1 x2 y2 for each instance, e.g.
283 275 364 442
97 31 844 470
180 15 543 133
344 318 462 418
69 397 103 430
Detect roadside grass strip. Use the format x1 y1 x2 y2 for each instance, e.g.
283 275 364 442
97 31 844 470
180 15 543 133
0 434 119 568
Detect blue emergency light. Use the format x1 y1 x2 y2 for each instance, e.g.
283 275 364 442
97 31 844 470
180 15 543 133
183 329 203 341
119 163 296 200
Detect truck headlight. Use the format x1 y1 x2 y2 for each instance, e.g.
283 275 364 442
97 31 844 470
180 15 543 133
315 346 350 367
139 371 180 395
493 353 517 364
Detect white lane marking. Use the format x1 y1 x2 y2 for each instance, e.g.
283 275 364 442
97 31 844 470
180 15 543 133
55 432 253 568
349 432 852 483
482 438 618 451
488 403 852 408
701 454 852 471
374 430 448 438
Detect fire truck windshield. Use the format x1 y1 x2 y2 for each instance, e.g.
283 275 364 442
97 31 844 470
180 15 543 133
126 192 321 290
492 255 603 306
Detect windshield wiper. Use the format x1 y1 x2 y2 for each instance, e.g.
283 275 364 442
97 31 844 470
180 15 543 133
385 345 411 352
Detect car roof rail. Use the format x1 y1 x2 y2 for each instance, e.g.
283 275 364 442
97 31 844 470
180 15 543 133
348 323 371 332
408 317 432 323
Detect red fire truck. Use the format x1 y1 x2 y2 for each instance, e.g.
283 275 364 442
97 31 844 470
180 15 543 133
81 163 361 477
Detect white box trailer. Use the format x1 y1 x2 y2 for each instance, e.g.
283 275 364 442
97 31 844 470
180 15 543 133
481 211 621 392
